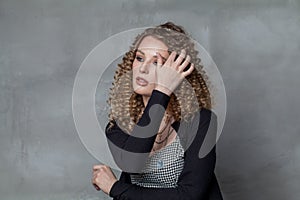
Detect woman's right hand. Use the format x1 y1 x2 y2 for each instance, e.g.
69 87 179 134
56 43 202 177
155 49 194 96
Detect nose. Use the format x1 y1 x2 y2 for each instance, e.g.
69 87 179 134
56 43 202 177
139 62 149 74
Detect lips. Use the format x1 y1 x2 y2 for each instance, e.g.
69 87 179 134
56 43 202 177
136 77 148 86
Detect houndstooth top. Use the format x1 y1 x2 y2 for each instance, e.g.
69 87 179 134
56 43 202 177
130 135 185 188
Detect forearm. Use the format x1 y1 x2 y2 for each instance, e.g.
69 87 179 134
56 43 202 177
106 90 170 172
109 147 216 200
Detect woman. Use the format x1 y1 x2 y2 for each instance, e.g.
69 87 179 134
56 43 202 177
92 22 223 200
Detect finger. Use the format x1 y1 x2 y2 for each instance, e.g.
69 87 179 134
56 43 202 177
93 165 104 171
174 49 186 66
92 173 97 181
182 63 195 77
92 176 101 191
178 55 191 72
93 170 99 176
164 51 176 66
93 183 101 191
156 52 163 67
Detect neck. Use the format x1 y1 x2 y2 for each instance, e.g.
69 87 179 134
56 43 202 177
142 94 172 121
142 95 150 107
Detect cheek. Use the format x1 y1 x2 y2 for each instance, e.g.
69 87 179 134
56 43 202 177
148 67 157 81
132 65 139 77
132 59 137 68
132 58 141 69
132 61 139 73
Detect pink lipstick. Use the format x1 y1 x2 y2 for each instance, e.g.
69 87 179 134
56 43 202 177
136 77 148 86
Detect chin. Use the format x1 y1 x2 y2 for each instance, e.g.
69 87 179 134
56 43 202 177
134 90 152 97
133 87 154 97
133 83 155 96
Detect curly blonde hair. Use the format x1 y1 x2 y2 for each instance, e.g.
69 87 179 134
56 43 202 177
108 22 212 133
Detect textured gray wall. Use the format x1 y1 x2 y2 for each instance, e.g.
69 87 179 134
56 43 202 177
1 0 300 199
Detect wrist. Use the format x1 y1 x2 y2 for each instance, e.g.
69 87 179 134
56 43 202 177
108 180 119 197
154 85 172 96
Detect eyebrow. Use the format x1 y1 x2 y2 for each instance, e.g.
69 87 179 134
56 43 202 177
137 49 167 62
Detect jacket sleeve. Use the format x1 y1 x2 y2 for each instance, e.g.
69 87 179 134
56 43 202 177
108 109 221 200
105 90 171 172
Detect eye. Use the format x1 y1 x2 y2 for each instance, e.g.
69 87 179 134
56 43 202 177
135 56 144 62
153 60 158 65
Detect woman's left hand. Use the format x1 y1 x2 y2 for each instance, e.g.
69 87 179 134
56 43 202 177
92 164 117 195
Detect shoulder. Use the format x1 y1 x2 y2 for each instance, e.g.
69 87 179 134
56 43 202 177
184 108 217 134
199 108 216 121
179 108 217 156
194 108 218 139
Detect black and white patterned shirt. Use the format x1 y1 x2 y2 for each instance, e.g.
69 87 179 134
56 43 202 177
130 135 185 188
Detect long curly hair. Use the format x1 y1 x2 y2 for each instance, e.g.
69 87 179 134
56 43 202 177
108 22 212 133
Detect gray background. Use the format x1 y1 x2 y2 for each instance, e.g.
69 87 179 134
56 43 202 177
1 0 299 199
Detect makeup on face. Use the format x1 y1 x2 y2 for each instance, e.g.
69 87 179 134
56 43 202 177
132 36 169 97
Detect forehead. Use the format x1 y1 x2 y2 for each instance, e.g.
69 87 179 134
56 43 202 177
137 36 168 52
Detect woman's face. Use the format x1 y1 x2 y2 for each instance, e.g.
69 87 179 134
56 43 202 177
132 36 169 97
